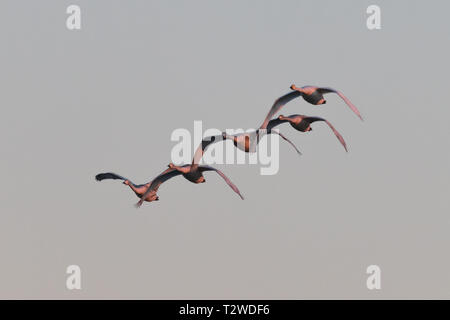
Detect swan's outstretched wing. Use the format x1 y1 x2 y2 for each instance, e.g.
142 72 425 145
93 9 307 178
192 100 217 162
266 118 288 132
192 134 225 166
95 172 129 182
264 119 302 155
136 168 183 207
270 130 302 155
317 87 363 121
198 165 244 200
306 116 348 152
260 90 302 129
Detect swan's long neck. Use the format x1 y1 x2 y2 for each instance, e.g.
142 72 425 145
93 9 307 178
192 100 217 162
127 182 140 194
171 164 191 174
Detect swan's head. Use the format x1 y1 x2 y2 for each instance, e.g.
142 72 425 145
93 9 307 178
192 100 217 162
290 84 298 90
123 180 130 185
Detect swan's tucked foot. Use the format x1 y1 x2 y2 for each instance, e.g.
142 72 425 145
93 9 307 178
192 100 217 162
135 200 144 208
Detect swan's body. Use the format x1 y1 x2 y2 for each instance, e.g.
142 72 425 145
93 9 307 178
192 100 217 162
136 163 244 207
267 114 348 152
290 85 363 120
260 85 363 130
95 172 168 202
192 130 301 166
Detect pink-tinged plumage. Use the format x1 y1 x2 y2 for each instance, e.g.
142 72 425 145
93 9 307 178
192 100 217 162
95 170 172 203
268 114 348 152
259 90 303 129
290 84 363 121
191 129 301 166
135 163 244 208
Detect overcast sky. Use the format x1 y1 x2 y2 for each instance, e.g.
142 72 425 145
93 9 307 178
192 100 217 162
0 0 449 298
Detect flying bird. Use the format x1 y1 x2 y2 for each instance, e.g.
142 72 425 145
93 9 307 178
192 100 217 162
260 85 363 129
136 163 244 207
266 114 348 152
259 90 304 129
95 170 171 203
290 84 363 121
192 130 301 166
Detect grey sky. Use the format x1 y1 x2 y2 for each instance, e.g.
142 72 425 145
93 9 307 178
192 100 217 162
0 0 449 298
